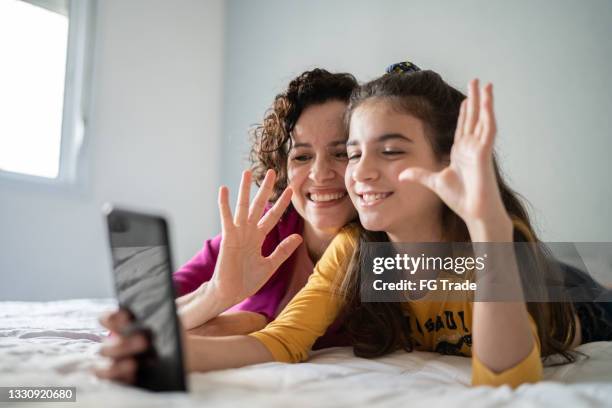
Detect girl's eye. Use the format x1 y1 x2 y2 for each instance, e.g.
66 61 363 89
347 152 361 161
382 150 404 156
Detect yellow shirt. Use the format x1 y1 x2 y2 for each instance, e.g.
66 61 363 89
250 225 543 388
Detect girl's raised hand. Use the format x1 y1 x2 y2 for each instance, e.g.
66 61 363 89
399 80 510 232
210 169 302 307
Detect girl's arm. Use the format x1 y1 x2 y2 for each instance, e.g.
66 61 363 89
468 220 535 375
184 334 274 372
400 80 539 381
96 169 304 382
96 224 354 383
95 309 273 382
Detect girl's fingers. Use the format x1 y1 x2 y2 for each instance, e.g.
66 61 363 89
399 167 437 192
234 170 252 226
257 187 293 236
94 357 137 384
99 333 149 359
480 83 497 148
248 169 276 224
99 309 132 333
454 99 467 141
218 186 233 234
464 79 480 137
266 234 303 273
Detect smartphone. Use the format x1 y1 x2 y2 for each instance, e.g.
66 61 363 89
103 205 187 392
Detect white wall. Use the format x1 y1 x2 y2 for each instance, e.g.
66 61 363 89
221 0 612 243
0 0 225 300
2 0 611 301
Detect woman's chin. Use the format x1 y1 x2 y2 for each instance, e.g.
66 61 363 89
306 214 352 233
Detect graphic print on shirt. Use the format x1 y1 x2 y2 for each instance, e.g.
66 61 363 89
407 309 472 356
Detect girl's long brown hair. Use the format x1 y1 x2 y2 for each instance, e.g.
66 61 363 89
337 70 579 364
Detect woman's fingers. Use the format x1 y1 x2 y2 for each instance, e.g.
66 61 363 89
266 234 303 273
257 186 293 235
464 79 480 137
234 170 252 226
218 186 233 234
248 169 276 224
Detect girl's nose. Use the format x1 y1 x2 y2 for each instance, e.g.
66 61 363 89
351 154 379 182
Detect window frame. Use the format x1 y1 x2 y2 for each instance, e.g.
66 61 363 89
0 0 97 190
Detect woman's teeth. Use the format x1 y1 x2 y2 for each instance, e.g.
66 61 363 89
309 192 347 202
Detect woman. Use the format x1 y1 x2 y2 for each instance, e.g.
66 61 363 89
166 68 358 336
96 64 611 387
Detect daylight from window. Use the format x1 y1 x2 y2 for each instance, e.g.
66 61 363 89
0 0 68 179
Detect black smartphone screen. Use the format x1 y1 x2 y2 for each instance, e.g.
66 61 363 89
105 207 187 392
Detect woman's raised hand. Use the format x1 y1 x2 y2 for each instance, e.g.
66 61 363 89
399 79 511 233
211 169 302 306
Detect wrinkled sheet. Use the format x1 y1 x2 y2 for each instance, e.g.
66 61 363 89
1 299 611 408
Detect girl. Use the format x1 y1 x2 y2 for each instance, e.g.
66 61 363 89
97 65 610 388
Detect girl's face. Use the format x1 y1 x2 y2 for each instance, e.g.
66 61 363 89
345 100 446 238
287 100 357 233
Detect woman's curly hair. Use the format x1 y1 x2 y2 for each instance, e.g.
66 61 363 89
249 68 358 201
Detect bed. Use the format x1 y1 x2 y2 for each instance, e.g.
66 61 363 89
1 298 611 407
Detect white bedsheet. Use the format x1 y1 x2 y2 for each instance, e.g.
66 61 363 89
1 299 611 408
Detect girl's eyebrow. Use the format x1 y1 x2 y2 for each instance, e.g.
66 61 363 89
347 133 413 146
378 133 413 143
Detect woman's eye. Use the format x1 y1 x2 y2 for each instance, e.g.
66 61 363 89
334 151 348 159
292 155 311 162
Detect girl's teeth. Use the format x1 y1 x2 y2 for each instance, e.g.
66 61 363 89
310 192 346 202
362 193 389 203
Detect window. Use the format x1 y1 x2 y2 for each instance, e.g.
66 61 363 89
0 0 95 184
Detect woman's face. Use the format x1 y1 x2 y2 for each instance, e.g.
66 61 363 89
345 100 446 237
287 100 356 233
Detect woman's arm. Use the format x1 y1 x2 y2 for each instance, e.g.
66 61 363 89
175 287 199 308
177 281 243 331
177 170 301 331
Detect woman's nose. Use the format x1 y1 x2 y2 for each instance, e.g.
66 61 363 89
309 156 335 183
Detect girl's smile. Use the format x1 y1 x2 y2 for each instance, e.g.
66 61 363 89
355 191 393 207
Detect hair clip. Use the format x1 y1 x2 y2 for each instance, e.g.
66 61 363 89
385 61 421 74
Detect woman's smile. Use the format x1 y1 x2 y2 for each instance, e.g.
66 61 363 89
306 188 349 208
